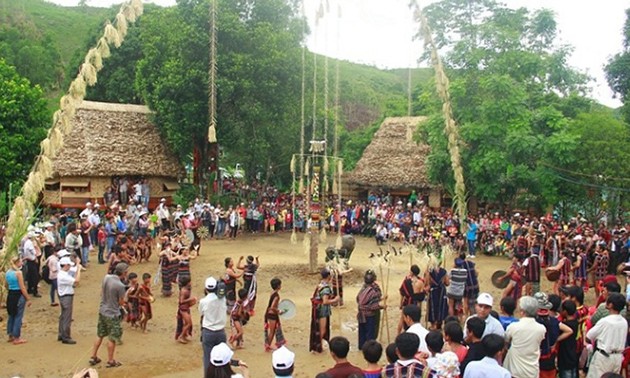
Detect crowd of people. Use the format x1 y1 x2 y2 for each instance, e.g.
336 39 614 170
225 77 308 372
4 186 630 378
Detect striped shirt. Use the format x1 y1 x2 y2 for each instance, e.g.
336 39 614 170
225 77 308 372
525 255 540 283
574 252 588 280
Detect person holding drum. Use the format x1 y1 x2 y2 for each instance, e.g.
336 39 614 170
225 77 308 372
547 249 573 295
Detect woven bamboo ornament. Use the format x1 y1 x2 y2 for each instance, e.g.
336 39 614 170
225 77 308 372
323 156 329 173
337 160 343 176
115 13 128 38
60 95 77 114
81 62 98 86
104 22 122 48
290 229 297 244
87 48 103 71
305 159 310 177
131 0 143 16
290 155 295 174
332 175 338 195
40 138 51 157
69 76 86 101
208 123 217 143
303 230 311 255
123 4 137 23
298 178 304 194
38 155 54 179
320 227 327 242
97 37 111 58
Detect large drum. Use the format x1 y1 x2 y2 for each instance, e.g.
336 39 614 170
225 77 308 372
491 270 509 289
545 269 560 282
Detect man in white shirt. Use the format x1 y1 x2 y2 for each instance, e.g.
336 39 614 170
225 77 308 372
88 204 101 246
157 198 171 230
464 293 505 339
80 202 93 219
503 296 547 378
21 232 40 297
57 255 81 344
199 276 227 373
403 304 430 354
463 334 511 378
586 293 628 378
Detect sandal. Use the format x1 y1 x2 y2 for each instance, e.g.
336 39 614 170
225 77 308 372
106 360 122 368
89 356 102 366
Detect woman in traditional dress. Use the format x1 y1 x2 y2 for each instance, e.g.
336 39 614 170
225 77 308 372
224 257 244 311
498 256 524 301
238 256 259 316
159 242 178 297
356 270 385 350
126 272 140 328
548 249 573 295
427 258 449 329
175 275 196 343
309 269 339 353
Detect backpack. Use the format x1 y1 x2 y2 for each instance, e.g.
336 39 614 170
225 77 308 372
41 264 52 284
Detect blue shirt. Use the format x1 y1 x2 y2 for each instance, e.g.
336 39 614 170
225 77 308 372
499 315 519 330
463 357 511 378
6 269 20 290
467 222 478 241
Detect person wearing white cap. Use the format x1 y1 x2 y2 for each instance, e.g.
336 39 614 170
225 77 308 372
80 202 93 219
463 293 505 339
206 342 248 378
272 346 295 378
21 230 41 297
157 198 171 231
199 276 228 372
57 255 81 344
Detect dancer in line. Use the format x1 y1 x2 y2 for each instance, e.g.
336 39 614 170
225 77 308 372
175 275 196 344
309 269 339 353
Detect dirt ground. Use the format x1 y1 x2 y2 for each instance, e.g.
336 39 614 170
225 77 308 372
2 233 555 378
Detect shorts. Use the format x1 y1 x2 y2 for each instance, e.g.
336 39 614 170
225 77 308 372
97 313 123 343
447 293 463 301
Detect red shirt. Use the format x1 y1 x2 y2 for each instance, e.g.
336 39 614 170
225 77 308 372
325 362 364 378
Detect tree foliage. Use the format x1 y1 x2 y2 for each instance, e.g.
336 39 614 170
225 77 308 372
0 59 49 192
605 8 630 124
418 0 602 211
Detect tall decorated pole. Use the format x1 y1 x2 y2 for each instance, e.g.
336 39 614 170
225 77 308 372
310 164 321 271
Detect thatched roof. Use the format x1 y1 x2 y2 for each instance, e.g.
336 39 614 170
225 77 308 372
346 116 431 188
54 101 184 178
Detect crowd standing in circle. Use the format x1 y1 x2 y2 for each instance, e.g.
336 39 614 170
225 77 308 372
3 185 630 378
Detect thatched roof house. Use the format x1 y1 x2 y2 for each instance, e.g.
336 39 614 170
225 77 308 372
43 101 184 208
345 116 443 207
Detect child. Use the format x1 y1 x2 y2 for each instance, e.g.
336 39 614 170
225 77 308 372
138 273 153 333
498 296 519 330
557 300 578 378
264 277 286 351
176 275 196 343
97 224 106 264
425 330 444 369
361 340 383 378
229 288 248 349
126 272 140 328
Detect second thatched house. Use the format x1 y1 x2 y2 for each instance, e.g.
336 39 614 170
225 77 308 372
345 116 444 208
43 101 184 209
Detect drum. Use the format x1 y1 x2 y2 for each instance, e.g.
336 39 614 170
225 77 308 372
491 270 509 289
545 269 560 282
278 299 296 320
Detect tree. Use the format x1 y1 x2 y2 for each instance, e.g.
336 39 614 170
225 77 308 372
605 8 630 124
0 59 49 191
418 1 590 211
136 0 305 187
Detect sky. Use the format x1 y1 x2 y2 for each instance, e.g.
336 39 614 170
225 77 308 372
46 0 628 108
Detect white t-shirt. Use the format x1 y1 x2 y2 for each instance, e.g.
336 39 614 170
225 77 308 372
406 323 430 353
199 293 227 331
134 183 142 197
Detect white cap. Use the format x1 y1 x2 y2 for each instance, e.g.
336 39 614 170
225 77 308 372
160 198 166 202
272 346 295 370
210 342 233 366
57 249 71 257
205 277 217 290
477 292 493 307
86 202 92 207
59 257 74 266
137 204 142 209
94 203 100 208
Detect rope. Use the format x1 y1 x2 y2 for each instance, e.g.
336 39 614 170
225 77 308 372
541 162 630 182
299 0 306 194
207 0 218 143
